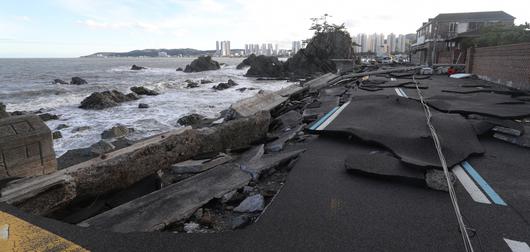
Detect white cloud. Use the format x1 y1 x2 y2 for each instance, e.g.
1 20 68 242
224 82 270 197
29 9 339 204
15 16 31 22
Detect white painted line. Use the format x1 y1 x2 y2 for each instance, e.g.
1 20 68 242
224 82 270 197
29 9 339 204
453 165 492 204
504 238 530 252
394 88 403 97
316 101 351 130
399 88 408 98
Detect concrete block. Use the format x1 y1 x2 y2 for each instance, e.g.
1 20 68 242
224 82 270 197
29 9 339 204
0 115 57 179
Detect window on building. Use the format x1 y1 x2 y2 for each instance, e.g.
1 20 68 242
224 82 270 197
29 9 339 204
449 23 457 32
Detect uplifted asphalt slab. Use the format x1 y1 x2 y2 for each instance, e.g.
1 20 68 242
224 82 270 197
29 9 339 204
315 95 484 168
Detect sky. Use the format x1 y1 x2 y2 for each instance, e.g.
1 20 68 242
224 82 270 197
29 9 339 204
0 0 528 58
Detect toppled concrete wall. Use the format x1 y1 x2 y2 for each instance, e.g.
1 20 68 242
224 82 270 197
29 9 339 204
1 112 271 215
0 115 57 179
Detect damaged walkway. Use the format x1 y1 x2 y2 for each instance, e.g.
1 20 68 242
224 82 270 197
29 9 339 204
1 73 530 251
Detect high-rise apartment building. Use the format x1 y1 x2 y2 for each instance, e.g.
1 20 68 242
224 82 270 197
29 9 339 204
292 41 302 54
219 41 230 57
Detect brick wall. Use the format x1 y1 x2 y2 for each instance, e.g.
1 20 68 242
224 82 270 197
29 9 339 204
467 43 530 90
437 50 452 64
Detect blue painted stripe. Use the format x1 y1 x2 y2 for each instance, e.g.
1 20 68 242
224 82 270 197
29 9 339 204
309 106 340 130
462 161 507 206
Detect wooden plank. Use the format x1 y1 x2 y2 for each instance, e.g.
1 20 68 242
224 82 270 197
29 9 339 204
79 163 251 233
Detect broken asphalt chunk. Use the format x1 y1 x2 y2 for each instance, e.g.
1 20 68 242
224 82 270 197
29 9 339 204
320 95 484 168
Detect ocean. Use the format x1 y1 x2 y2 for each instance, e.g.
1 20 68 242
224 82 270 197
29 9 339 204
0 57 291 156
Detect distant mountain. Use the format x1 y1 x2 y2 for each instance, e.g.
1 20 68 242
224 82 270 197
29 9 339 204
82 48 216 58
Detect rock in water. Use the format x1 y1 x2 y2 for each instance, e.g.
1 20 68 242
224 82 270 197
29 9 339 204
233 194 265 213
52 131 63 139
212 79 238 90
239 54 285 77
185 80 199 88
56 124 69 130
0 102 10 119
131 64 146 70
70 77 88 85
184 56 220 72
138 103 149 109
90 140 116 155
53 79 68 84
79 90 138 110
38 113 59 121
176 67 183 71
200 79 213 84
71 126 90 133
177 113 205 126
130 86 159 96
101 124 131 139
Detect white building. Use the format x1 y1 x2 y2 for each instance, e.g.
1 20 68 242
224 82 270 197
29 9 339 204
292 41 302 54
220 41 231 57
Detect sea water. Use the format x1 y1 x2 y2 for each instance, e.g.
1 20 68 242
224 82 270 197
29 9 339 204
0 57 291 156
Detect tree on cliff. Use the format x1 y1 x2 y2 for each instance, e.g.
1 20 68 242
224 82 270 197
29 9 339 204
284 14 354 77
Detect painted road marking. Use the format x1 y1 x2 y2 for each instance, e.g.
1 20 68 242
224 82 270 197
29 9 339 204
316 101 351 131
0 211 88 252
394 88 403 97
504 238 530 252
394 88 408 98
399 88 408 98
453 165 492 204
461 161 507 206
309 106 340 130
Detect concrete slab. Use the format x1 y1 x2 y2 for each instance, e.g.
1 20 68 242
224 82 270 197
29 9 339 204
0 115 57 179
79 163 251 233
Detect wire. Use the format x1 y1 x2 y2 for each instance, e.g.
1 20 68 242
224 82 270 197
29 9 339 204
412 74 475 252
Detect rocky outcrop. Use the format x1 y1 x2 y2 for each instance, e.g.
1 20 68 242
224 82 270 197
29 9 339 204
131 64 147 70
70 77 88 85
176 67 183 71
130 86 159 96
0 102 10 119
284 29 353 77
138 103 149 109
213 79 238 90
184 56 220 73
53 79 68 84
239 54 285 77
79 90 138 110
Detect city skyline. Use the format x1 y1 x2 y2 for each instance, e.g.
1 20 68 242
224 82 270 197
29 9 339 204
353 33 415 55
